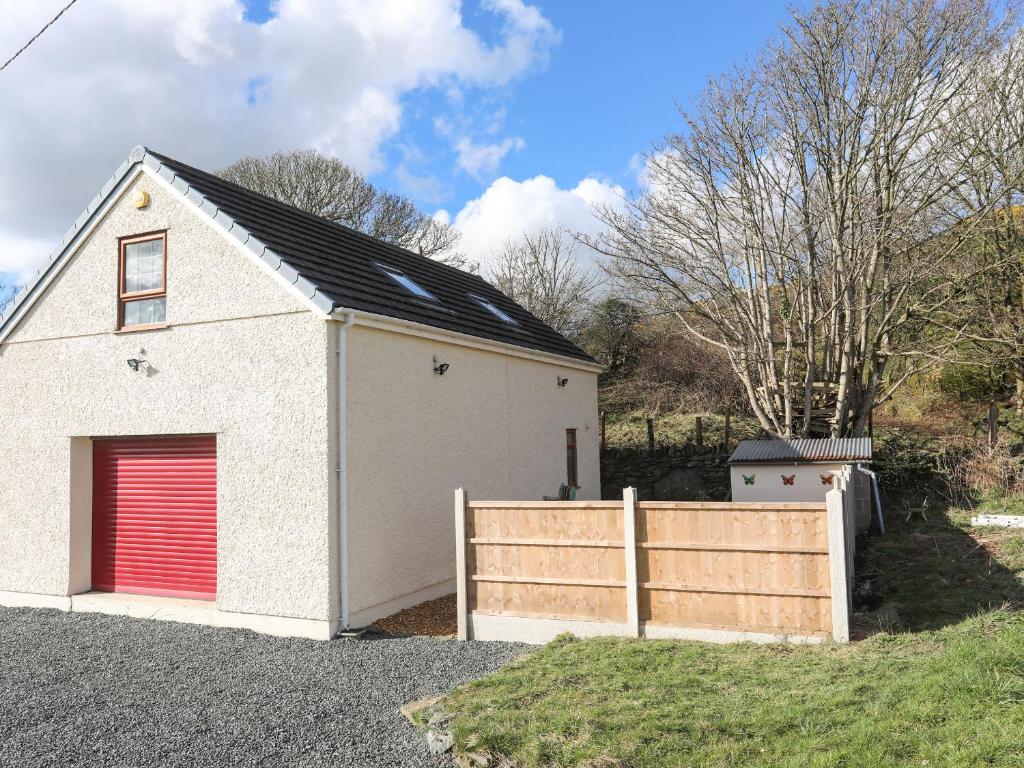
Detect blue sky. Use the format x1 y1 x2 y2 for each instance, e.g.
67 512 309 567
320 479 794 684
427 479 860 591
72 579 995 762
0 0 792 304
247 0 790 215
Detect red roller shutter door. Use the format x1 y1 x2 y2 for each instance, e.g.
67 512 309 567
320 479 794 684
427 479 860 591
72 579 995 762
92 435 217 600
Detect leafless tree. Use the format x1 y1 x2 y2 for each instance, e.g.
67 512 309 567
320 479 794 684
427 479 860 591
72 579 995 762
488 227 601 336
591 0 1019 437
220 150 465 267
937 33 1024 412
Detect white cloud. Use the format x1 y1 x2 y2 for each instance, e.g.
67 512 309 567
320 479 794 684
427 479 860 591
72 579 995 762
0 231 54 283
0 0 557 277
454 136 526 180
435 111 525 180
451 175 626 273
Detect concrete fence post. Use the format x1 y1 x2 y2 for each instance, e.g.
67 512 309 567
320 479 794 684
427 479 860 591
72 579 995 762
840 466 856 595
455 488 469 641
622 487 641 638
826 485 851 643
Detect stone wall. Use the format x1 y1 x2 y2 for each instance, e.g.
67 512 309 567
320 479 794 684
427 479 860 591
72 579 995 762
600 443 731 501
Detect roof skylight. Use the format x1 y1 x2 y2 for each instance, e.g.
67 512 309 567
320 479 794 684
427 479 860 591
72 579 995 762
471 294 518 325
378 264 436 301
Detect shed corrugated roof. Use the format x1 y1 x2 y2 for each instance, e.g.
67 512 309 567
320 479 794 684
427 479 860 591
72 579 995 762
728 438 872 464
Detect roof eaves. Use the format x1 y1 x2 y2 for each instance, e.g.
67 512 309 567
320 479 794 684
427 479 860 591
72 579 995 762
141 147 338 315
1 146 338 343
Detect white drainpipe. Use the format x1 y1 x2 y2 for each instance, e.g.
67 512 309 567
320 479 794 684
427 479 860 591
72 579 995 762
856 464 885 534
337 312 355 629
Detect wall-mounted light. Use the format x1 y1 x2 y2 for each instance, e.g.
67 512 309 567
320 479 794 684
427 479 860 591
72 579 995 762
127 358 148 372
433 355 450 376
132 190 150 209
557 376 569 387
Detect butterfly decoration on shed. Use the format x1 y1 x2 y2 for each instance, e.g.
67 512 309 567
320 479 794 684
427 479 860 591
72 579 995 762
781 474 796 486
742 474 756 485
820 474 834 486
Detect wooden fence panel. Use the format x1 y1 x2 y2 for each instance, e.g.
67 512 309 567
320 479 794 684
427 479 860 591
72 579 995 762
468 501 625 543
636 501 831 635
467 501 627 623
472 581 626 622
459 492 848 643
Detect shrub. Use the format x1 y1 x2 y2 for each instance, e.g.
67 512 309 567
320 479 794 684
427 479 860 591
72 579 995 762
937 362 1012 403
954 442 1024 499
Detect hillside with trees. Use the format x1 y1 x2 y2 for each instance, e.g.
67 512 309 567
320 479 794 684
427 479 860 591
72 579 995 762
584 0 1023 441
212 0 1024 504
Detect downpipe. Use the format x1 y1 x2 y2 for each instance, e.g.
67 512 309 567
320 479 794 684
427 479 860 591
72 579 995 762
337 313 355 630
856 464 885 534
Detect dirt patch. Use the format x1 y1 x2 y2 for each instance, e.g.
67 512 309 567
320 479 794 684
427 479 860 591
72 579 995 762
373 594 457 637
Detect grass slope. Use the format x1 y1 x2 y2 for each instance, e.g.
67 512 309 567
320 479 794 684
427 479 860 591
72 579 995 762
603 411 762 450
439 504 1024 767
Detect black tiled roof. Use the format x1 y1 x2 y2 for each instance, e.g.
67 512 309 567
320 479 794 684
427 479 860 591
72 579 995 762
149 151 596 363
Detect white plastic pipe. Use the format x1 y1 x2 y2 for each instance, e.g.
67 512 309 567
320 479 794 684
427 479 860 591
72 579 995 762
337 313 355 629
857 464 885 534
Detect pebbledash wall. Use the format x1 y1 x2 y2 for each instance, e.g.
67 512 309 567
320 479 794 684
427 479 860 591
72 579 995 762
0 167 601 637
344 325 600 626
0 172 335 625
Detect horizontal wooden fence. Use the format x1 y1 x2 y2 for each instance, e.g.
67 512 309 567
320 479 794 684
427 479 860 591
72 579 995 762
456 478 854 645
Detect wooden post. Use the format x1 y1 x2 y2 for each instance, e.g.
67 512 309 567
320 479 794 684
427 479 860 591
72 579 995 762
988 401 999 448
694 416 704 446
646 417 655 457
601 410 607 450
455 488 469 641
723 404 731 450
826 484 851 643
622 487 640 638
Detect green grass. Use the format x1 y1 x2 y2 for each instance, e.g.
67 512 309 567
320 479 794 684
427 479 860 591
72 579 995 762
977 492 1024 517
603 411 762 450
437 503 1024 767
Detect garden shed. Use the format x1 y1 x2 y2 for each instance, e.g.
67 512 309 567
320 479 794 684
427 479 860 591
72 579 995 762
728 438 874 531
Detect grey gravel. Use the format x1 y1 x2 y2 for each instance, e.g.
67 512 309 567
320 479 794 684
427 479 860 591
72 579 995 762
0 607 526 767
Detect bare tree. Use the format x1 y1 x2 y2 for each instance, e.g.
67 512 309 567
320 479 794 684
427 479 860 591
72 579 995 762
488 228 601 336
220 150 465 266
591 0 1019 437
938 33 1024 412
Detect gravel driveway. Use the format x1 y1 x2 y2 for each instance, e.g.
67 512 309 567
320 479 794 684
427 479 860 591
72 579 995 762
0 607 526 767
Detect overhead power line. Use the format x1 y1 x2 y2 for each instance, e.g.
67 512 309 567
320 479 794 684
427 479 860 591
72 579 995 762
0 0 80 74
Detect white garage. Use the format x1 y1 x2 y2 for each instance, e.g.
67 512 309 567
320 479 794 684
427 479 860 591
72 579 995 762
0 145 602 639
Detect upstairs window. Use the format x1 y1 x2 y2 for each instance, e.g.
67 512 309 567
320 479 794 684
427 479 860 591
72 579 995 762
118 232 167 329
378 264 437 301
471 294 518 325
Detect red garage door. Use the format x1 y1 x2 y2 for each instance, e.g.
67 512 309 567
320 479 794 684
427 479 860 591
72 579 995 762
92 435 217 600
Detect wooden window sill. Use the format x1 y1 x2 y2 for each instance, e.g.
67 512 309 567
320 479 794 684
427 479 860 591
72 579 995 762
115 322 170 334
